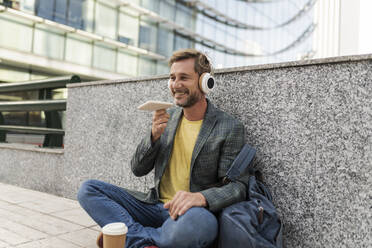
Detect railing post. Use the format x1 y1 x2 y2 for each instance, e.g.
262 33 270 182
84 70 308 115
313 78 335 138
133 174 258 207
43 111 63 147
42 89 63 148
0 113 5 142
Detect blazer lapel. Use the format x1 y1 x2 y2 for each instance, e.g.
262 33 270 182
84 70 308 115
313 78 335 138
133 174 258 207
190 100 217 173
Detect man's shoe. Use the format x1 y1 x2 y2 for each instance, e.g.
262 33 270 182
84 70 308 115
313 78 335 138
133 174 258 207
96 232 103 248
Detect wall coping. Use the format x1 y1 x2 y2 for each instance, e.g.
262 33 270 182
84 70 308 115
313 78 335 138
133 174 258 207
67 53 372 89
0 143 64 154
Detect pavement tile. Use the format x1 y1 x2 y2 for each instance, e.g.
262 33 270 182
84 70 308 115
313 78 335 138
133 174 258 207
22 214 84 235
50 208 97 227
1 218 48 240
0 183 102 247
18 198 80 214
0 240 9 248
0 208 83 235
0 183 27 193
14 237 81 248
0 227 31 246
90 225 101 232
0 183 74 205
0 191 41 204
17 189 64 200
0 203 44 217
0 208 33 223
0 200 12 208
58 228 100 248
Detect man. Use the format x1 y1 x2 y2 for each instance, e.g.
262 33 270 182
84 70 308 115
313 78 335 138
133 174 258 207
78 49 247 248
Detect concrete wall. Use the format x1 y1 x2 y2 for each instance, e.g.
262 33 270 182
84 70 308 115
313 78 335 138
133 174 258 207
0 144 64 195
1 54 371 247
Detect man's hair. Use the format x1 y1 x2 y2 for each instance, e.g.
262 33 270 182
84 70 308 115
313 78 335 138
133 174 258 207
168 49 212 76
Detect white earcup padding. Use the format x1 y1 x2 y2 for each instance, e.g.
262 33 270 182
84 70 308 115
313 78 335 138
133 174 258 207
198 73 215 94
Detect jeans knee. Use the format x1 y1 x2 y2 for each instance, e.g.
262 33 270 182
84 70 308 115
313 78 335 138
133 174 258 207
188 208 218 246
77 179 100 204
161 207 218 248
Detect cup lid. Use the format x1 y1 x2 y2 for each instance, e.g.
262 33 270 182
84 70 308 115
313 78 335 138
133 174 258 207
102 222 128 235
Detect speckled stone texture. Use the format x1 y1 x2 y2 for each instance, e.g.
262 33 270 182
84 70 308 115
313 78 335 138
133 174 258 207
0 55 371 247
0 145 64 195
210 61 372 248
62 79 173 200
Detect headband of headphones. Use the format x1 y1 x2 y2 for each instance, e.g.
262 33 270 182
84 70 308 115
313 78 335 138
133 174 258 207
168 73 215 94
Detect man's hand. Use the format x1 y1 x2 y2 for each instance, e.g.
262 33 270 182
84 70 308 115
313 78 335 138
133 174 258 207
164 191 207 220
151 109 170 143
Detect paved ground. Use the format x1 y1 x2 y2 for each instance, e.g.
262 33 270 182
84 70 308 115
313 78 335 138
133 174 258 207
0 182 100 247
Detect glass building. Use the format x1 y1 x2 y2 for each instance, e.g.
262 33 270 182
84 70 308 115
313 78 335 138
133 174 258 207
0 0 315 82
0 0 315 146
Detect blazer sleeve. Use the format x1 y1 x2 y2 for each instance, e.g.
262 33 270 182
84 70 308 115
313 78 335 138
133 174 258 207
200 121 248 212
130 129 161 177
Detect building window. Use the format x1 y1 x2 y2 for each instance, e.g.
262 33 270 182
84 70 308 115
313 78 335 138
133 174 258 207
157 26 173 57
33 27 65 60
117 51 138 76
68 0 84 29
174 34 191 51
35 0 84 30
35 0 54 20
156 61 169 75
139 20 157 52
138 57 156 76
95 2 117 39
175 3 194 29
118 9 139 46
93 44 116 72
54 0 68 25
65 34 92 67
140 0 160 13
160 0 175 21
0 17 33 52
82 0 95 32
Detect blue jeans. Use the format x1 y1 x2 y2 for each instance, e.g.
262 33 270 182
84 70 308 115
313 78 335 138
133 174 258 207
77 179 218 248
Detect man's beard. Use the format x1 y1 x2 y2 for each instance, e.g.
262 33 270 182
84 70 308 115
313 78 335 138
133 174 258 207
173 89 202 108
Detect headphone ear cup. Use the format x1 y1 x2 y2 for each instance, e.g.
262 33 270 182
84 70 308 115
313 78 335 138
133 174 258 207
199 73 215 94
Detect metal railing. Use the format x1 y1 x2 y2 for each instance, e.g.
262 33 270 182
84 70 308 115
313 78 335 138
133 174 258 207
0 75 81 148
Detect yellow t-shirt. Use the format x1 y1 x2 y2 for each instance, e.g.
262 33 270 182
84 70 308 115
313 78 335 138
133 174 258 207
159 116 203 203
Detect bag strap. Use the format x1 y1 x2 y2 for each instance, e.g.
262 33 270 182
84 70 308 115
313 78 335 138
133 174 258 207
222 144 256 184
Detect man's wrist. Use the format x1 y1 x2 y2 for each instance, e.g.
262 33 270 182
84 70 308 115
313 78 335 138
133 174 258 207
197 192 208 207
150 132 159 144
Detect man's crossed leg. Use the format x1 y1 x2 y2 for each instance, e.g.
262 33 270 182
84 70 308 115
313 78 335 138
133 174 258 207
77 179 218 248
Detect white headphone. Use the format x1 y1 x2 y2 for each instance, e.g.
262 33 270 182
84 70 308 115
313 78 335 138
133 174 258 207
168 72 215 94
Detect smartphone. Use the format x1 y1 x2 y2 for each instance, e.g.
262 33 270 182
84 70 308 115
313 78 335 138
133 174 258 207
137 100 173 111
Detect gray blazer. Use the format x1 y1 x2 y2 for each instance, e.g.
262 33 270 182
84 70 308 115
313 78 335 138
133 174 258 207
130 100 247 212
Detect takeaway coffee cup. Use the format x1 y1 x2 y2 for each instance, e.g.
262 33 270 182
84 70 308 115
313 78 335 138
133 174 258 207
102 222 128 248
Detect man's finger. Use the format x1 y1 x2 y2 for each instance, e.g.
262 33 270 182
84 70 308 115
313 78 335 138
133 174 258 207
171 196 185 217
170 210 177 220
169 203 178 220
170 191 186 218
178 202 192 216
168 199 177 217
154 118 169 125
167 192 182 217
154 109 166 114
153 110 168 119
